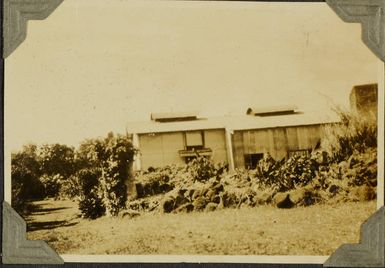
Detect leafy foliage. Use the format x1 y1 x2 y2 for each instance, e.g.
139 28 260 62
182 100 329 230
321 109 377 162
59 174 82 199
253 153 281 189
39 174 63 198
135 168 175 198
274 154 317 192
75 139 105 169
73 133 137 217
39 144 76 178
76 168 105 219
98 133 136 216
11 144 45 214
187 156 225 182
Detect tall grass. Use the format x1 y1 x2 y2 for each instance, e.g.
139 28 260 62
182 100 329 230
321 108 377 162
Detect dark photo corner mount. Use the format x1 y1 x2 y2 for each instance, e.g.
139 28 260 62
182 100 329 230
1 0 385 266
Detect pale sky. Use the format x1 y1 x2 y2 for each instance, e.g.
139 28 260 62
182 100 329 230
5 0 380 151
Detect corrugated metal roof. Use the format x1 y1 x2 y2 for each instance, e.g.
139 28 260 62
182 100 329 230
126 118 225 134
246 105 298 116
150 112 199 122
126 112 340 134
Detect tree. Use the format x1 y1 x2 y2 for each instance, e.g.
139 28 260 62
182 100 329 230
11 144 45 214
75 133 137 217
37 144 76 198
75 138 105 170
98 133 137 216
39 144 76 178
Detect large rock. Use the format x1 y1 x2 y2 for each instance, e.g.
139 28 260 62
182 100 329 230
162 196 175 213
174 193 189 208
193 196 207 211
211 195 221 204
205 189 217 202
186 188 195 200
204 202 218 212
119 209 140 219
255 191 273 205
220 191 238 208
273 193 294 209
288 188 306 205
174 203 194 213
192 189 202 200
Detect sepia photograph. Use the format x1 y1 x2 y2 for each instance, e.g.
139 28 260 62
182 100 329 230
4 0 383 262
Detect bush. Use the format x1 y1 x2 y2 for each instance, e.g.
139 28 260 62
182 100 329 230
39 174 63 198
59 174 82 199
135 168 175 198
78 190 105 219
253 153 282 189
321 109 377 162
274 154 317 192
11 145 45 214
187 156 224 182
99 133 136 216
76 168 105 219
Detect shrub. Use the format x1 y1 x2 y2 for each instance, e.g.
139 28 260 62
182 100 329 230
99 133 136 216
59 174 82 199
274 154 317 192
75 133 137 217
135 168 175 198
187 156 222 182
11 145 45 214
78 189 105 219
76 168 105 219
321 109 377 162
39 174 63 198
253 153 281 189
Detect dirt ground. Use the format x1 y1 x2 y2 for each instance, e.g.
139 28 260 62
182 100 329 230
25 199 376 255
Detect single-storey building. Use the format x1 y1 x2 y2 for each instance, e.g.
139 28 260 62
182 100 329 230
127 112 230 170
126 107 339 171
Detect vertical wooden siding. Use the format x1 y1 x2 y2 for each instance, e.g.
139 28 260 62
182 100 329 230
139 129 228 170
233 124 322 168
139 132 185 169
204 129 228 163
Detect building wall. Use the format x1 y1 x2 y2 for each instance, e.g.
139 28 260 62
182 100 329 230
138 129 228 170
204 129 228 163
139 132 185 169
232 124 322 168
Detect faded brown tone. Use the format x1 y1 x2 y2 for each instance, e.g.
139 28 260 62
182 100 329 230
232 124 321 168
350 84 378 117
25 199 376 255
138 129 227 170
5 0 379 151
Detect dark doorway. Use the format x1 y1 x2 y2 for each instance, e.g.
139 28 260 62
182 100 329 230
244 153 264 169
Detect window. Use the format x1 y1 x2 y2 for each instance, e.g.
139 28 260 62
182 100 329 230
179 131 212 163
185 131 204 150
244 153 264 169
